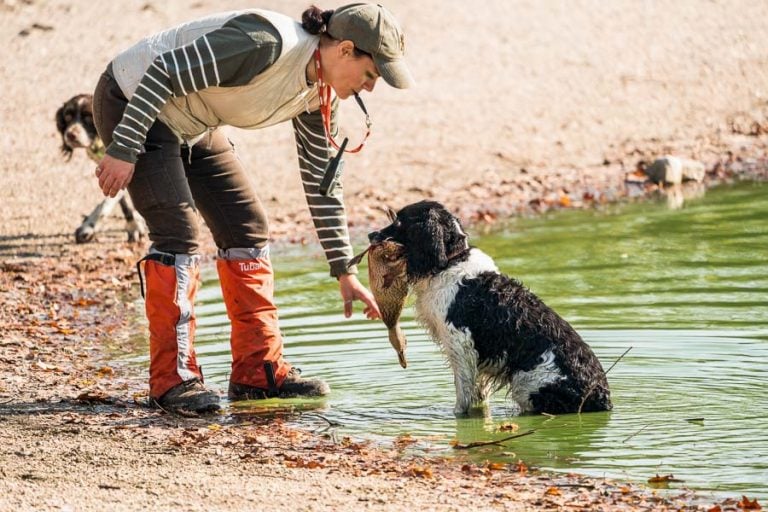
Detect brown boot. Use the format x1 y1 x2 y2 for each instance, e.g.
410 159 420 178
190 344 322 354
228 367 330 401
153 378 220 413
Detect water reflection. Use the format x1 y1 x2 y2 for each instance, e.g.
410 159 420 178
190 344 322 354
665 181 707 210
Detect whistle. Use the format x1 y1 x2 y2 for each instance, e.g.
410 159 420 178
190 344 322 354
319 137 349 196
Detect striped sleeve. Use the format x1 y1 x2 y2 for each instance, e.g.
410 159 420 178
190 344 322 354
106 61 174 162
292 101 357 277
106 13 281 163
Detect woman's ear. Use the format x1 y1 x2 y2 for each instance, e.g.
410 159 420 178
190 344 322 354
337 40 356 58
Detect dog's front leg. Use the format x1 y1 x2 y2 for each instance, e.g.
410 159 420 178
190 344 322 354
117 194 147 243
443 327 482 416
75 193 122 243
452 369 478 416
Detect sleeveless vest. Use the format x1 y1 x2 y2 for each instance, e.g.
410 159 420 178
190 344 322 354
111 9 321 143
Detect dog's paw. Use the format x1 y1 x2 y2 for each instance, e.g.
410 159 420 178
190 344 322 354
125 219 148 243
75 225 96 244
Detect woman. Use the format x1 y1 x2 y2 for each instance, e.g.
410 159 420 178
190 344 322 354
92 4 413 413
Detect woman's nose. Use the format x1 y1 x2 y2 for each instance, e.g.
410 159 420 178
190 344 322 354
363 78 377 92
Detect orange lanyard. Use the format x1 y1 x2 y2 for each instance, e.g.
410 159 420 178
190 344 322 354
314 48 371 153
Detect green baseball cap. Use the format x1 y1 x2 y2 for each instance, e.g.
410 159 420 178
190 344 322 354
327 3 414 89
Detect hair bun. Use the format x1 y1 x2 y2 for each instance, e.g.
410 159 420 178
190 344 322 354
301 6 335 35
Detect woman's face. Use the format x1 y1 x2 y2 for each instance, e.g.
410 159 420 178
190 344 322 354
325 41 380 99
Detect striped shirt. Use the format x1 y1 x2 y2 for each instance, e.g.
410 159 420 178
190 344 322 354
107 13 354 276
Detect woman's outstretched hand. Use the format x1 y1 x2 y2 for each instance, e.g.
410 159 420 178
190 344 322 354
338 273 381 320
95 154 135 197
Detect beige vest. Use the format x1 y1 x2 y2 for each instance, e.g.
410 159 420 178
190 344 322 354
111 9 321 143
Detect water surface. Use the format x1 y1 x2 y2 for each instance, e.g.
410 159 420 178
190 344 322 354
140 182 768 498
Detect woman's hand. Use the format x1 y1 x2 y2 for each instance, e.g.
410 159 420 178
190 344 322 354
95 154 135 197
338 273 381 320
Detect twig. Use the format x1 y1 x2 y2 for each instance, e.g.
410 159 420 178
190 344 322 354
302 412 342 433
604 346 633 375
332 407 387 421
303 412 341 427
578 346 633 414
622 424 649 443
452 429 536 450
555 483 596 490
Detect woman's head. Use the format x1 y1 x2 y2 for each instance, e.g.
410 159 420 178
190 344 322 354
301 3 413 97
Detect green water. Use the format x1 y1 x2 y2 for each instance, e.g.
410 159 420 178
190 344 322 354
147 182 768 498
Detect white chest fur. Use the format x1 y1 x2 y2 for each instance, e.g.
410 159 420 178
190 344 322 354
412 249 566 415
413 249 499 414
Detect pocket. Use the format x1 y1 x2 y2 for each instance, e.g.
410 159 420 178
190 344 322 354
129 146 184 211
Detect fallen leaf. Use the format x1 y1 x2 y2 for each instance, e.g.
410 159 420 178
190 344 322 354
75 390 114 404
498 422 519 432
514 461 528 474
647 474 685 487
405 465 432 478
545 486 562 496
285 457 325 469
394 434 417 449
487 462 506 471
738 496 762 510
96 366 114 377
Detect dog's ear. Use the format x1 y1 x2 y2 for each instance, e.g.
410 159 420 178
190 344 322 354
55 105 66 133
55 104 74 161
386 207 397 223
405 208 448 278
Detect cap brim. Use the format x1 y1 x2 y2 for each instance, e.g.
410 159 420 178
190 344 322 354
375 58 415 89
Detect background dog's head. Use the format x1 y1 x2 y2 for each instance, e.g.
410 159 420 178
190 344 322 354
368 201 469 279
55 94 97 160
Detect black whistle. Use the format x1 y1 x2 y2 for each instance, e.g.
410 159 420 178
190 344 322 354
319 137 348 196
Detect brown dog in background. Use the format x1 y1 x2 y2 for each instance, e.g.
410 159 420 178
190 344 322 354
55 93 146 243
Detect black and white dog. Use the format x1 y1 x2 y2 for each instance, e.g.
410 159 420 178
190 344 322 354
56 93 146 243
369 201 612 416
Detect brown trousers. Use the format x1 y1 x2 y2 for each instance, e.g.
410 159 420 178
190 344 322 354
92 67 270 254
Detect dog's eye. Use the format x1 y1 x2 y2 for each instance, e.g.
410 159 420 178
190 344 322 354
64 113 73 122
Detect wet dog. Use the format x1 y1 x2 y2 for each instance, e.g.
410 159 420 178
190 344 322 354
368 200 612 416
56 94 146 243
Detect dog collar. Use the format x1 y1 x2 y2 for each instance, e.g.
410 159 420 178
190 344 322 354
314 48 371 153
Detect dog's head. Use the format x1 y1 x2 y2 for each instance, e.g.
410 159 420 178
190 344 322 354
368 201 470 279
55 94 97 160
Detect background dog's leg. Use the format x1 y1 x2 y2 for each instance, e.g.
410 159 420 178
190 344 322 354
117 194 147 243
75 194 120 243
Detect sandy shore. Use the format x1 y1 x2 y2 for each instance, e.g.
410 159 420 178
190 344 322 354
1 0 767 510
